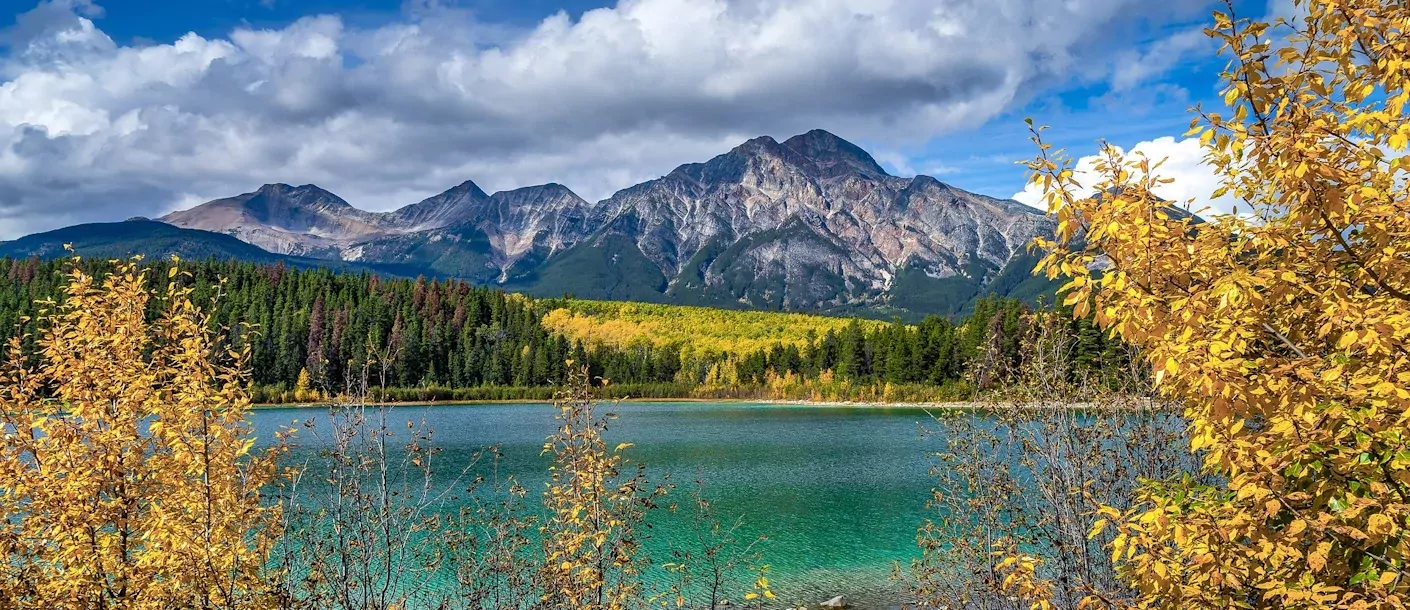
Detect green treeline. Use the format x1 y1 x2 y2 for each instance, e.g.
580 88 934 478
0 257 1124 402
734 295 1128 385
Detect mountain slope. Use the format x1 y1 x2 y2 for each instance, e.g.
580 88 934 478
0 219 288 262
160 180 503 258
518 130 1052 315
348 183 598 283
384 179 493 231
124 129 1060 317
0 219 428 277
159 183 406 257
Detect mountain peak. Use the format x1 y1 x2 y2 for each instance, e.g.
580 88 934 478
488 183 589 208
732 135 784 156
257 182 319 193
158 182 380 256
386 179 493 231
782 129 888 178
668 130 895 186
444 178 490 200
250 182 352 206
499 182 575 197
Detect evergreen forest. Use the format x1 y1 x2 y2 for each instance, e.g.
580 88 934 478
0 256 1123 403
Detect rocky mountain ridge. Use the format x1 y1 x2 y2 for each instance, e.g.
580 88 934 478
143 129 1059 316
572 130 1050 310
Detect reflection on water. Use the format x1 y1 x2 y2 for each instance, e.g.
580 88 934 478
252 402 941 609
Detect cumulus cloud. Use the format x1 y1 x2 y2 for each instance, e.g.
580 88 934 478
1011 136 1240 217
0 0 1207 238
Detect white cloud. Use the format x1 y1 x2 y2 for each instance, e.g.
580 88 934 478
870 148 917 177
0 0 1207 238
922 163 962 176
1109 28 1210 92
1011 136 1239 217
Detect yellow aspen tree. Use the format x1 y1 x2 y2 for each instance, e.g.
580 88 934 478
0 258 282 609
293 367 314 403
1029 1 1410 607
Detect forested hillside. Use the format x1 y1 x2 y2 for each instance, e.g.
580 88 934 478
540 300 887 353
0 257 1122 402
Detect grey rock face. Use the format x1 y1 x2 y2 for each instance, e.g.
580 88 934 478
349 183 597 281
385 179 492 231
480 183 598 270
583 130 1052 309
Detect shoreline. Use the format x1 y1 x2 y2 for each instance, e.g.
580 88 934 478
252 397 975 410
250 397 1149 412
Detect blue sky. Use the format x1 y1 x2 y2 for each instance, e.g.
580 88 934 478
60 0 612 42
0 0 1276 236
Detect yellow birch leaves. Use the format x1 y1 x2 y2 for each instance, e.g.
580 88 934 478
1030 1 1410 607
0 259 281 609
539 365 668 610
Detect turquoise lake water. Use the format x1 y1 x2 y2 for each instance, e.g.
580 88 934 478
251 401 943 609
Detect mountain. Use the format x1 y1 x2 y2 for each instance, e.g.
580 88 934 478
0 219 288 262
0 218 427 277
81 129 1061 318
383 179 492 230
516 130 1053 314
347 183 597 283
160 180 501 259
160 183 400 258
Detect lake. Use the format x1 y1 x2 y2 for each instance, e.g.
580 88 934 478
251 401 943 609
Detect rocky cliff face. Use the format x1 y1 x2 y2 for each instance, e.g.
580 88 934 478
157 130 1055 316
566 130 1051 310
346 183 597 283
383 179 493 231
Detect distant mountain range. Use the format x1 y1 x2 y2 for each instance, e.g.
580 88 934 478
1 130 1060 318
0 219 433 277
